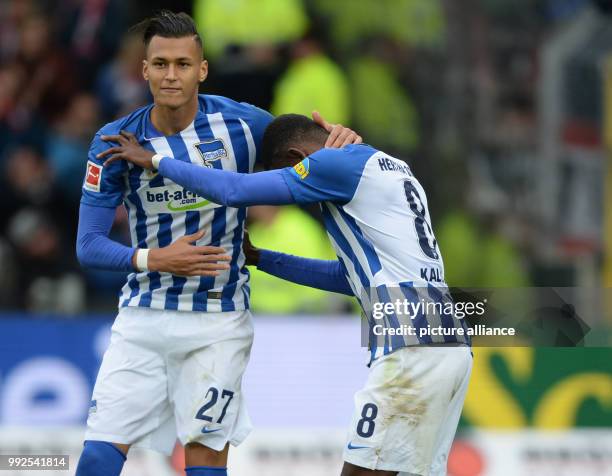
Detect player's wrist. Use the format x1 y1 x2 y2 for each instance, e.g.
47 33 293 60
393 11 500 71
151 154 165 170
133 248 150 272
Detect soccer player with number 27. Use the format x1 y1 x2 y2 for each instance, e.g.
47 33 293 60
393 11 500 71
75 11 360 476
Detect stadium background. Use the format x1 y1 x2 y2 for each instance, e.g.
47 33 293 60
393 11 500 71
0 0 611 475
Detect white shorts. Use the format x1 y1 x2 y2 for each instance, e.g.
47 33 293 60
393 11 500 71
85 307 254 455
343 345 472 476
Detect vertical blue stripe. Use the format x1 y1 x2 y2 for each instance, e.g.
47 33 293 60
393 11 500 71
366 313 377 366
120 200 139 307
321 206 371 290
132 141 164 308
193 207 226 311
155 213 172 246
241 283 250 309
399 282 432 344
376 284 406 352
218 113 250 310
163 212 200 310
336 207 382 276
221 207 246 311
160 134 200 309
193 112 229 310
222 113 250 173
124 166 151 307
336 257 355 296
427 284 460 344
139 212 172 307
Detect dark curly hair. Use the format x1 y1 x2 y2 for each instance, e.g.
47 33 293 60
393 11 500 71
261 114 328 169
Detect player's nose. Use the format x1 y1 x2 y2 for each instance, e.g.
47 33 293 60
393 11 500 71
165 64 177 80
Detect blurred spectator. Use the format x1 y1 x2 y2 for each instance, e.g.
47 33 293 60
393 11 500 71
11 13 79 122
313 0 445 50
349 55 420 153
6 208 85 314
435 211 481 287
271 30 350 124
96 33 149 121
194 0 310 108
247 205 349 314
46 93 101 201
0 146 76 237
52 0 128 86
0 63 48 157
0 0 38 63
193 0 308 59
437 210 530 288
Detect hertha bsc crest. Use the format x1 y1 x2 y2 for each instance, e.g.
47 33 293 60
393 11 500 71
194 139 228 168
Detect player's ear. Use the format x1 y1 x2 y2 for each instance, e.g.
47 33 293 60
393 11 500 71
142 60 149 81
287 147 306 161
199 60 208 83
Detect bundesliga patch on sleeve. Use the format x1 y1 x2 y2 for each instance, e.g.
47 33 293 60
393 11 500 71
84 160 102 192
292 158 310 179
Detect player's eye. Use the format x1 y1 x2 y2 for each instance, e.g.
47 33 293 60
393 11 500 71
179 62 190 68
153 62 165 68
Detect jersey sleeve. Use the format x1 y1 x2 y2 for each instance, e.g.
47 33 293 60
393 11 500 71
242 104 274 165
157 158 294 207
279 147 365 205
80 131 127 208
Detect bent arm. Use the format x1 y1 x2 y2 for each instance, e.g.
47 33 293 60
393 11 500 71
76 203 136 271
158 158 295 207
257 249 353 296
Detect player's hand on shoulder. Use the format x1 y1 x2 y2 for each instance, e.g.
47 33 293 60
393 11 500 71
312 110 363 148
98 130 156 169
147 229 231 277
242 230 260 266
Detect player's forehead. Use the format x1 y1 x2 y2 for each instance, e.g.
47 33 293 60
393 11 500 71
146 35 201 61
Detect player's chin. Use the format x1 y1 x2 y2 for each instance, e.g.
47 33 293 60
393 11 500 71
155 93 188 108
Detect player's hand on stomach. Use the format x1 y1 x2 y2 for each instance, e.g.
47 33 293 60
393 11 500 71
98 130 156 169
146 230 232 277
312 111 363 148
242 230 260 266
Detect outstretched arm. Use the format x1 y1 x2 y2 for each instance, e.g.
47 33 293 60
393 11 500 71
157 158 295 207
98 131 295 207
244 232 353 296
257 251 353 296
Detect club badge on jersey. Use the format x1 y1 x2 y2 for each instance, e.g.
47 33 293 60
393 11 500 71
194 139 228 168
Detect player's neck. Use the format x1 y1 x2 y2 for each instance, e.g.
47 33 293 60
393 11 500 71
151 97 199 136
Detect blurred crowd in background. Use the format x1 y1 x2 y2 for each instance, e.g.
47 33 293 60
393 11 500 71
0 0 611 316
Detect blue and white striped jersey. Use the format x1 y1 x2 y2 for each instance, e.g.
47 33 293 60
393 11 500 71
281 144 470 360
81 94 273 312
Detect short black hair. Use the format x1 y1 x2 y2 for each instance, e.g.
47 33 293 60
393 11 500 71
131 10 203 53
261 114 328 169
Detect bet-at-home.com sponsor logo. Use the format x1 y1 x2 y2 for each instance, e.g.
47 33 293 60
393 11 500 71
142 185 219 213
